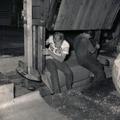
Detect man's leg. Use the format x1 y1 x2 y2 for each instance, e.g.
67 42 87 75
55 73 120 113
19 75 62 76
74 36 106 87
80 56 106 83
46 59 61 93
54 60 73 90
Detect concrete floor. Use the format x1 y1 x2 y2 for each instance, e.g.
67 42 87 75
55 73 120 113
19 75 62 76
0 26 119 119
0 91 69 120
0 70 119 120
44 78 120 120
0 55 119 120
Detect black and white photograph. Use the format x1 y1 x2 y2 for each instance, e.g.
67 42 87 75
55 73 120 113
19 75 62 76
0 0 120 120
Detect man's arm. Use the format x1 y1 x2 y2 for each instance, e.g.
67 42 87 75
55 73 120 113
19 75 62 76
46 35 53 45
48 49 66 62
46 39 50 45
42 48 66 62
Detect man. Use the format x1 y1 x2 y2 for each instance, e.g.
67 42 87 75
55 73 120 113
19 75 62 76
73 32 106 91
43 32 73 94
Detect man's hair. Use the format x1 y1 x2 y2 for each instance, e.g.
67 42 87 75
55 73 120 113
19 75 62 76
53 32 64 41
79 32 91 39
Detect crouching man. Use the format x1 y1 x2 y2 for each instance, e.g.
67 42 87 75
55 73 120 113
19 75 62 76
73 32 106 91
43 32 73 94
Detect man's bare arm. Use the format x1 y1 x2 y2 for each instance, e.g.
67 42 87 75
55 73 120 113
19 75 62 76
48 49 66 62
42 48 66 62
42 49 49 55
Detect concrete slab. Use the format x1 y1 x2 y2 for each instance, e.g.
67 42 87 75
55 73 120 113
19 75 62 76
0 56 23 73
0 91 69 120
0 84 14 105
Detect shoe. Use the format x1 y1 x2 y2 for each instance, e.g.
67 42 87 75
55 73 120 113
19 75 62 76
27 86 36 91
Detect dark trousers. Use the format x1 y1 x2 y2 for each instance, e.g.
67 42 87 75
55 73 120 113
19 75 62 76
46 59 73 93
77 54 106 83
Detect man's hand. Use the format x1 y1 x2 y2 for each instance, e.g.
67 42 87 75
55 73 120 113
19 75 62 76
96 43 100 49
55 48 62 55
48 49 66 62
49 44 54 52
42 49 49 55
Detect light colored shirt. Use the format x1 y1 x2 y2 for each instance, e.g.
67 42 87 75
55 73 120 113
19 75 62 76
46 35 70 59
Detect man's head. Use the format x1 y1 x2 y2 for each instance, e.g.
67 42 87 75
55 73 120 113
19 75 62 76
53 32 64 43
80 32 91 39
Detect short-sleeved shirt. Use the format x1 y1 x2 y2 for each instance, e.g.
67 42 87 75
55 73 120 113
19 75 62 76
46 35 70 59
